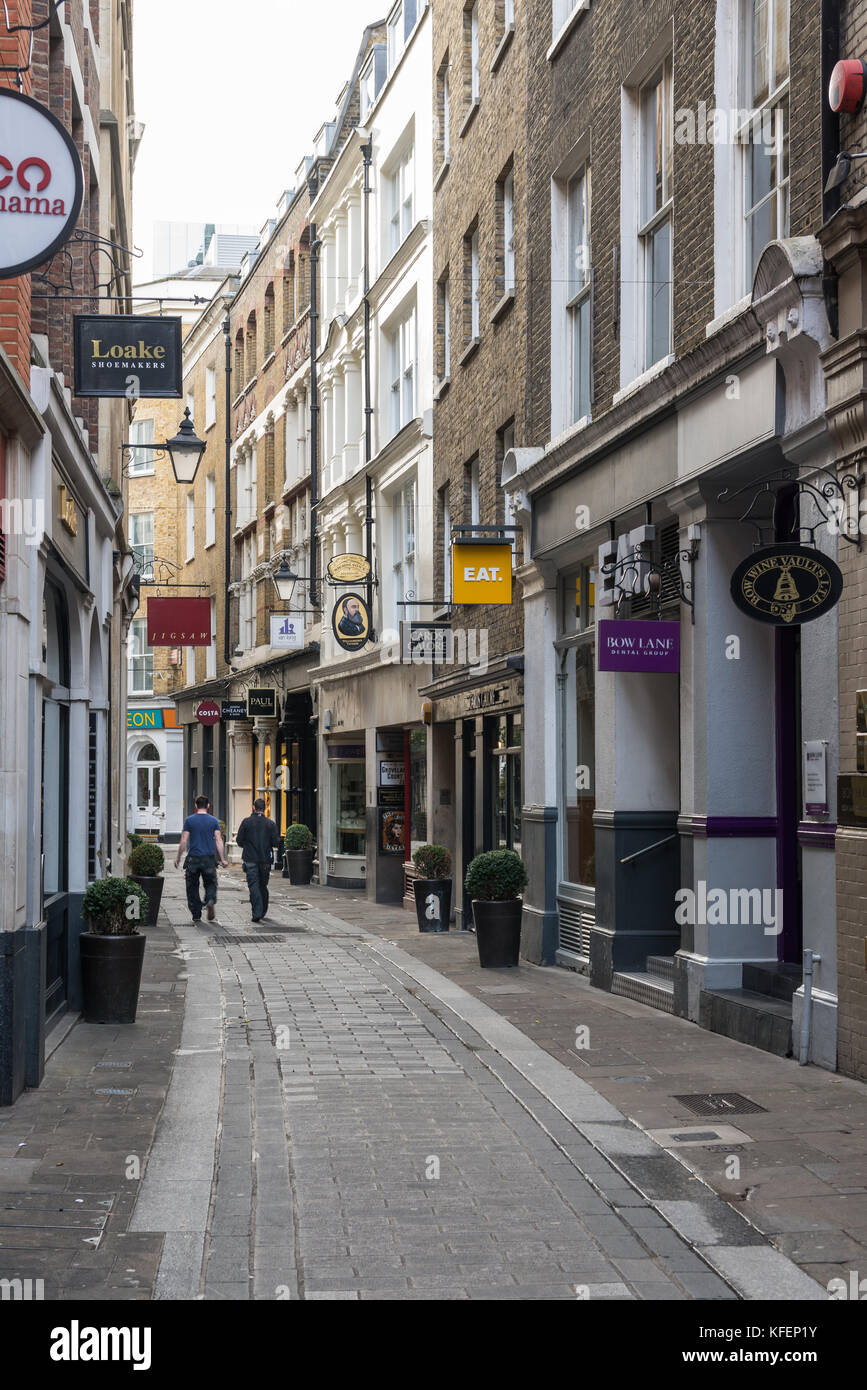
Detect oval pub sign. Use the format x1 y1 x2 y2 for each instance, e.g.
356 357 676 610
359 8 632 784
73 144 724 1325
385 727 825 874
730 544 843 626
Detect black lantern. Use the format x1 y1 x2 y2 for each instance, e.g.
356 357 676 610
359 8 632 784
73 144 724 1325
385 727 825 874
272 556 298 603
165 408 207 485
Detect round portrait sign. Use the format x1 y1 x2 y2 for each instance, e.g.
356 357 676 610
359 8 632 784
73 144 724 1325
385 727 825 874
0 88 84 280
730 544 843 626
332 592 371 652
196 700 221 726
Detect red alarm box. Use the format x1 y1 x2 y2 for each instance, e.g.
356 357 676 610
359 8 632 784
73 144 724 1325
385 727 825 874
829 59 867 115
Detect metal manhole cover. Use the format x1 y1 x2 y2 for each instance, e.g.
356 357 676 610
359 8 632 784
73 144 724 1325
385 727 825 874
673 1092 767 1116
210 934 288 946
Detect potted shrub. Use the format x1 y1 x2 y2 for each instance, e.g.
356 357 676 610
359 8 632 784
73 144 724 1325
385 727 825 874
411 844 452 933
126 831 144 850
80 877 149 1024
284 823 314 886
127 841 165 927
465 850 528 968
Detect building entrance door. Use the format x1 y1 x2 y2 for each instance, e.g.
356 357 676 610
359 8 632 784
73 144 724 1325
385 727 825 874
135 742 164 835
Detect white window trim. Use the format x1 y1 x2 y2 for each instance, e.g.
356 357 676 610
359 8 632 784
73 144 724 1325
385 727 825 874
205 368 217 430
186 493 196 562
503 168 515 293
470 228 480 338
551 139 592 437
548 0 591 63
205 473 216 548
129 618 153 697
470 2 480 102
128 418 155 477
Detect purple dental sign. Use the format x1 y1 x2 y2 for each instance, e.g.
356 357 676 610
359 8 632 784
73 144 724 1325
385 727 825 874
598 620 680 673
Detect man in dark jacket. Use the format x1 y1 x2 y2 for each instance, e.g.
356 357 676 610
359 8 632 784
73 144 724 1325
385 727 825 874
235 798 281 922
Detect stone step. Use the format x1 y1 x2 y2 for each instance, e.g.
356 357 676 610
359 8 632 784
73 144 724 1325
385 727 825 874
646 954 675 983
741 960 802 1003
611 970 675 1015
699 987 793 1058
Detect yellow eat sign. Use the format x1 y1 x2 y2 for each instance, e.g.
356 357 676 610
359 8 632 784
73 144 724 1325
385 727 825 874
452 542 513 604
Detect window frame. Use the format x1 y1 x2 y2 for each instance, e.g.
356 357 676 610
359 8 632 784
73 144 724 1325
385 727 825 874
737 0 790 291
130 511 154 581
566 164 593 423
127 417 155 477
391 477 418 627
638 55 674 373
129 617 154 697
185 493 196 563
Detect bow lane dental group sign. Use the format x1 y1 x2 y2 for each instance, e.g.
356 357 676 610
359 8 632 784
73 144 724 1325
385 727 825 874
598 620 681 673
0 89 84 279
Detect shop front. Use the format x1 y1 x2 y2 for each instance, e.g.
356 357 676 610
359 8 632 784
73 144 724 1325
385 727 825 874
125 705 183 841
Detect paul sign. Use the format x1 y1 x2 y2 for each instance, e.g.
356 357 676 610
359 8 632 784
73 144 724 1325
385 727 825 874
730 545 843 625
0 89 84 279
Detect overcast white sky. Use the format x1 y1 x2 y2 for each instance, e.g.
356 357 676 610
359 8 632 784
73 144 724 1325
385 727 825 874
132 0 377 282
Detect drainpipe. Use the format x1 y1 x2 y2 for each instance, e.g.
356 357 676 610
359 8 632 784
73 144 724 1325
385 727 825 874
822 0 842 336
362 139 374 634
799 949 822 1066
309 224 320 610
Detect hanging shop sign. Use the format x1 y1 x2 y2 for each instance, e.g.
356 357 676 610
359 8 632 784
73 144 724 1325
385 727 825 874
247 689 277 718
452 542 512 605
221 701 249 721
51 464 88 583
146 597 211 647
73 315 183 398
729 545 843 626
196 700 221 726
598 619 680 673
270 614 304 650
0 89 84 280
379 808 406 856
332 592 371 652
327 553 371 584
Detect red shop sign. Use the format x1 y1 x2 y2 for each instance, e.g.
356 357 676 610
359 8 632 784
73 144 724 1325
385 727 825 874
196 700 221 726
146 597 211 647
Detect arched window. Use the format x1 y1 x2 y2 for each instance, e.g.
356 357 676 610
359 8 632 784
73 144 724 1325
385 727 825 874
42 581 70 686
137 743 160 763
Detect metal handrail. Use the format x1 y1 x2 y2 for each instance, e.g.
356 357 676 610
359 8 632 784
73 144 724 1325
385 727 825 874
620 833 677 866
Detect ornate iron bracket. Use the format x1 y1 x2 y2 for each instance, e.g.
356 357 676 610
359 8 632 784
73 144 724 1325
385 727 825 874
600 544 697 624
716 463 864 551
32 229 143 300
1 0 64 88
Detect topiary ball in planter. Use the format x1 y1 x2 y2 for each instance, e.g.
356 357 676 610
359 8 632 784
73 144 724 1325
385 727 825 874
127 842 165 928
80 877 149 1023
412 844 452 933
284 823 314 886
464 850 528 968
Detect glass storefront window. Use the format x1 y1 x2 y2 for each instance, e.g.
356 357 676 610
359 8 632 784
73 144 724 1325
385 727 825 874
561 564 596 888
331 761 365 856
489 713 522 853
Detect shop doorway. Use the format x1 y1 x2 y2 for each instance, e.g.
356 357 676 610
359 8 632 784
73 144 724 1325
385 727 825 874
42 582 70 1026
134 742 164 835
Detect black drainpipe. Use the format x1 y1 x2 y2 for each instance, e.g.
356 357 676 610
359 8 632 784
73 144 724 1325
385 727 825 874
822 0 842 336
309 224 320 610
362 139 375 635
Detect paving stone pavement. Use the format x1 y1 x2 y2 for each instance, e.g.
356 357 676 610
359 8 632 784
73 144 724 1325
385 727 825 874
0 864 843 1301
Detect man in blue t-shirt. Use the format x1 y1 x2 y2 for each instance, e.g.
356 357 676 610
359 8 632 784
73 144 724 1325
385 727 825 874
174 795 228 923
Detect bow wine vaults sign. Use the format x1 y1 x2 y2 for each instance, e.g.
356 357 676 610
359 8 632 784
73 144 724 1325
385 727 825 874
0 89 84 279
74 315 183 398
146 598 211 647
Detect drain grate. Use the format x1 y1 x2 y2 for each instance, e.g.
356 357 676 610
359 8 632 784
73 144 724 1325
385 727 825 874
210 934 289 946
673 1092 767 1117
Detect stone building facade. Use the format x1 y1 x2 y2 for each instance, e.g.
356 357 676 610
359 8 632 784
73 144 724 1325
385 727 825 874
505 0 842 1067
428 0 529 929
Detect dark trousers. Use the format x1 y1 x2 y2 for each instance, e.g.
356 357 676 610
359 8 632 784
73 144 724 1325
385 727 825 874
243 860 271 919
185 854 217 919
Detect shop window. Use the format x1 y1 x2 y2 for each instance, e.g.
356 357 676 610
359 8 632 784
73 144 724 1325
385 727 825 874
488 713 522 853
331 761 365 857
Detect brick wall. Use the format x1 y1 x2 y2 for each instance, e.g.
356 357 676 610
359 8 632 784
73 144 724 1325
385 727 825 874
432 0 527 666
0 2 32 382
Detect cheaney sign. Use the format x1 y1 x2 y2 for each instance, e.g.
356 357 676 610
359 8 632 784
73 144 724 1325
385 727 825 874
730 545 843 626
74 315 183 398
0 89 84 279
146 598 211 647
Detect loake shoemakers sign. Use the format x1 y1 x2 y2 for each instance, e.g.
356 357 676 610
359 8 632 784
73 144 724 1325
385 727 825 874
0 89 84 279
73 315 183 398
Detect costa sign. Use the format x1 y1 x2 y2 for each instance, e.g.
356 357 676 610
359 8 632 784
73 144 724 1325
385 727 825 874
195 700 221 727
0 89 84 280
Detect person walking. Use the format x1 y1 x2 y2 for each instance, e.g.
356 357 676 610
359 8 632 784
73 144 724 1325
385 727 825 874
175 795 228 923
236 798 280 922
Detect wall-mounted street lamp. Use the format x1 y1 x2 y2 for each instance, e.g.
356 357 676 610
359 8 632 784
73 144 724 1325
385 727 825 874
272 556 300 604
825 150 867 194
121 407 207 485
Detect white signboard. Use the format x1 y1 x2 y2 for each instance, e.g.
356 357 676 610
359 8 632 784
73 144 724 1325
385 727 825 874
379 760 405 788
803 739 828 818
0 89 84 279
270 614 303 650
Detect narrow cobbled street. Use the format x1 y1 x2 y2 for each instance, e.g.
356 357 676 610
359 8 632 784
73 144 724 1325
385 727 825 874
1 869 839 1302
